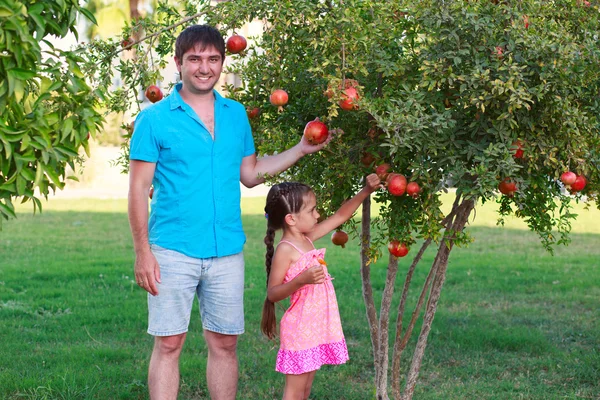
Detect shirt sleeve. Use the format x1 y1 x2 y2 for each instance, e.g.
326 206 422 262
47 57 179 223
242 113 256 157
129 110 160 162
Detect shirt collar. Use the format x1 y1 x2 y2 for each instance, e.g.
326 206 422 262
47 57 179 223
169 82 229 110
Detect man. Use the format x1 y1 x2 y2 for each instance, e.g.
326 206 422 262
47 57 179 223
128 24 330 400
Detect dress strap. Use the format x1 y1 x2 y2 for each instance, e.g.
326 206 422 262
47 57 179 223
278 240 304 254
304 236 316 249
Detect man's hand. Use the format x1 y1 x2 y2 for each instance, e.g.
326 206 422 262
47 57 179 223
298 127 344 156
134 250 161 296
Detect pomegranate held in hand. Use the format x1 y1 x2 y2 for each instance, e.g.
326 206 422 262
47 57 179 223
226 35 247 54
270 89 288 112
145 85 163 103
331 230 349 248
303 118 329 145
388 240 409 257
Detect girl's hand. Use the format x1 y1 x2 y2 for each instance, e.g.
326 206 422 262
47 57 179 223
365 173 384 193
297 265 326 285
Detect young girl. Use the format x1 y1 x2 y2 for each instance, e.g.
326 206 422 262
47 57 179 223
261 173 382 400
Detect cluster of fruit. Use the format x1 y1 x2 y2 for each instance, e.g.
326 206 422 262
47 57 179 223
499 140 588 197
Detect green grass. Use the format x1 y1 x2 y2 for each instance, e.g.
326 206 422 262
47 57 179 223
0 195 598 399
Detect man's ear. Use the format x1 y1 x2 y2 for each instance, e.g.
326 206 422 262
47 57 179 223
284 213 295 226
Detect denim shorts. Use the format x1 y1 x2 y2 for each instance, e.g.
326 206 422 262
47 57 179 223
147 245 245 336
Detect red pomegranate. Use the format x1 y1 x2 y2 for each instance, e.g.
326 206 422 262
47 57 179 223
388 174 407 196
339 87 359 110
406 182 421 198
560 171 577 186
270 89 288 112
303 118 329 145
226 35 247 54
145 85 163 103
570 175 587 192
375 163 391 181
331 230 349 248
388 240 409 257
498 178 517 196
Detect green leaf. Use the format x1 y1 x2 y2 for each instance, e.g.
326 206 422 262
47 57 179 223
8 68 36 80
0 201 17 219
79 7 97 25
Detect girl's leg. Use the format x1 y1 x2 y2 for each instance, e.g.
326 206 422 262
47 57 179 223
302 370 317 400
282 372 312 400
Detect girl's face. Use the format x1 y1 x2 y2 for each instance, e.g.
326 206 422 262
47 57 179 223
293 191 320 233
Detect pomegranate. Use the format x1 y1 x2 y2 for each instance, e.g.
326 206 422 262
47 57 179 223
560 171 577 186
247 107 260 119
523 15 529 29
149 187 154 199
375 163 391 181
145 85 163 103
406 182 421 198
303 118 329 145
570 175 587 192
324 78 359 99
511 140 524 159
270 89 288 112
388 240 409 257
388 174 407 196
331 230 349 248
339 87 359 110
122 38 134 50
498 178 517 196
226 34 247 54
361 152 376 167
494 46 504 58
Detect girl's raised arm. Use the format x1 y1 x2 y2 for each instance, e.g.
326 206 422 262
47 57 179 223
307 173 382 242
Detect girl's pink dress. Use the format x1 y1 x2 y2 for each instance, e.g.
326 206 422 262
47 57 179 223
275 238 349 374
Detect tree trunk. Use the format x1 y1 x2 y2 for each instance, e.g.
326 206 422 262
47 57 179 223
376 254 398 398
360 195 385 399
400 198 475 400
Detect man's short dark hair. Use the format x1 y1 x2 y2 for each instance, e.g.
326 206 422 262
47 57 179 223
175 24 225 63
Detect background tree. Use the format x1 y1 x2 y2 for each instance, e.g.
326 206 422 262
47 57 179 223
4 0 599 398
0 0 102 226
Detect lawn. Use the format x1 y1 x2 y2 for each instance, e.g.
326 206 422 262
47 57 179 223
0 195 598 399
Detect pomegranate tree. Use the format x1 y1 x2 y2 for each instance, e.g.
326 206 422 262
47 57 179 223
84 1 599 399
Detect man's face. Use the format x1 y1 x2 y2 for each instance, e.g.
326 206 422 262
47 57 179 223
175 44 224 95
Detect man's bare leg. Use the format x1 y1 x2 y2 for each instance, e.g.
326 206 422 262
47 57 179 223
204 330 239 400
149 333 186 400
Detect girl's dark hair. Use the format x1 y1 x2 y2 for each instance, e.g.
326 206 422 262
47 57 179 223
175 24 226 64
260 182 312 339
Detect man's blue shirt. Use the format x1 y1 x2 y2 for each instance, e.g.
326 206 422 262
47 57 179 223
129 83 256 258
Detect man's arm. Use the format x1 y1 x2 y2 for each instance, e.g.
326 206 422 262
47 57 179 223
240 134 333 188
128 160 160 295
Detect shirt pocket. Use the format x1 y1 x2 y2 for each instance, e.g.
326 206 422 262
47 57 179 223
160 132 184 161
